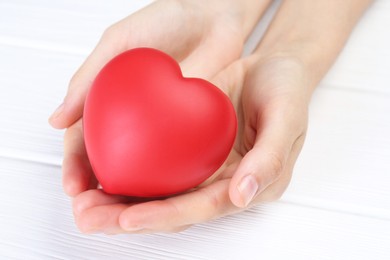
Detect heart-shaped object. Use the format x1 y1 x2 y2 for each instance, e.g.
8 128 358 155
83 48 237 197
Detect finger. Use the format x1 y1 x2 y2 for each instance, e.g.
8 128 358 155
251 132 306 204
75 203 128 234
49 23 129 129
118 179 239 233
72 189 130 217
73 189 160 234
119 165 296 234
62 119 96 197
179 39 242 80
73 191 190 234
179 0 274 80
48 0 204 129
73 189 130 234
229 102 306 208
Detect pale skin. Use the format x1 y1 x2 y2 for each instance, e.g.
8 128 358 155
49 0 372 234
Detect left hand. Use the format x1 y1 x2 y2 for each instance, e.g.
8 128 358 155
71 52 311 234
50 0 270 201
68 0 372 234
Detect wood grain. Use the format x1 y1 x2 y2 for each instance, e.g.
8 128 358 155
0 0 389 259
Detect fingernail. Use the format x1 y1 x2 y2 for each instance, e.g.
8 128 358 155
237 175 258 207
123 225 143 232
49 102 65 121
121 219 144 232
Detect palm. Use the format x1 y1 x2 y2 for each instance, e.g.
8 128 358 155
69 54 311 234
203 56 310 204
64 2 313 234
61 0 251 196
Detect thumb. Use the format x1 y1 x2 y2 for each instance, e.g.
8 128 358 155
229 108 303 208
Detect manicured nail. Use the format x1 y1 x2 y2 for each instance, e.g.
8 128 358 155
49 102 65 121
237 175 258 207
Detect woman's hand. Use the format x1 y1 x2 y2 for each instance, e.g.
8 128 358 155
49 0 269 130
70 52 310 234
50 0 373 234
50 0 270 198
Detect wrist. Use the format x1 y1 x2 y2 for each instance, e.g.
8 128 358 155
254 43 329 94
254 0 373 91
178 0 271 40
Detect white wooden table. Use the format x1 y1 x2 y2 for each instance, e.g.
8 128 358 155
1 1 389 259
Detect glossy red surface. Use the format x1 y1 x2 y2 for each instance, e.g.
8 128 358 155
83 48 237 197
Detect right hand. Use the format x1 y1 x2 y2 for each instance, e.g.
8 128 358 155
49 0 271 197
49 0 270 129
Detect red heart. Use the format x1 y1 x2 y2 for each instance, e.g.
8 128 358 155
83 48 237 197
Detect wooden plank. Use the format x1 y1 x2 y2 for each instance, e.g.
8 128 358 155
283 86 390 218
0 0 151 55
0 45 389 217
0 45 78 165
0 158 389 260
320 0 390 95
0 0 389 259
1 0 389 94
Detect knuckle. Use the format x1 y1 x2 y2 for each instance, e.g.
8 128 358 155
258 187 284 203
67 74 82 96
271 188 285 201
194 187 222 221
68 73 79 88
102 22 124 43
75 214 92 234
267 152 285 180
203 188 220 215
63 126 75 141
72 191 93 216
266 177 292 202
102 24 119 39
72 196 83 215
